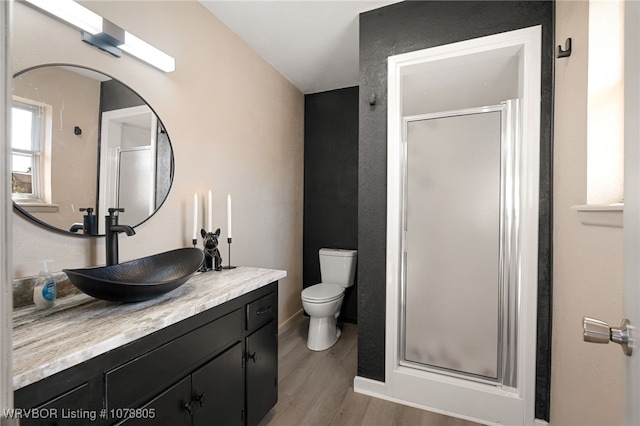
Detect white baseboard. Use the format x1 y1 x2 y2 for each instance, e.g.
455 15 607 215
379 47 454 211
354 377 489 425
278 308 304 335
354 375 546 426
353 375 387 396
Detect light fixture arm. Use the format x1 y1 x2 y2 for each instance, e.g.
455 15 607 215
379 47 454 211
81 19 124 58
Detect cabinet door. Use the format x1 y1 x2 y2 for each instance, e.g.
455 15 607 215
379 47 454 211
192 343 244 426
246 322 277 426
117 376 191 426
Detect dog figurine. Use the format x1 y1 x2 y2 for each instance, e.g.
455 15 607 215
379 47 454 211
201 228 223 271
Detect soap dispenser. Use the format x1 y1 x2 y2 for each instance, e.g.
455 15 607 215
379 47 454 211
33 260 56 309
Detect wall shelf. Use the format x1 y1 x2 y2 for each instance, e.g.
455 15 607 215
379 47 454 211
571 203 624 228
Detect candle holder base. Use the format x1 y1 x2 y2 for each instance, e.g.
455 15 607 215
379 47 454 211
223 237 236 269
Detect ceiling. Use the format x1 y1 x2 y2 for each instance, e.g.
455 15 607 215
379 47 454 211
199 1 402 94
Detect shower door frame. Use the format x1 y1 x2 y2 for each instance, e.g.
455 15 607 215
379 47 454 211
353 26 542 425
399 101 520 388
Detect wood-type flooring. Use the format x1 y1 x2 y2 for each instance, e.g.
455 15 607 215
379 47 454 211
259 315 481 426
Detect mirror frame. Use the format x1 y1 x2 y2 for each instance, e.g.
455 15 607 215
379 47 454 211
11 63 175 237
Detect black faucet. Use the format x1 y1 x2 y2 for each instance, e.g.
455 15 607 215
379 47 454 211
69 207 98 235
105 208 136 266
69 223 84 233
80 207 98 235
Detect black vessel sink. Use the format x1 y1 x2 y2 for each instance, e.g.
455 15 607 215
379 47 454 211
63 248 204 303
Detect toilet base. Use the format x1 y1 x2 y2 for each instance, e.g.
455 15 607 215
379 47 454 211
306 316 341 351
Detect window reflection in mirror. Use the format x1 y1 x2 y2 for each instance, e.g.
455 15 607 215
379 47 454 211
11 65 174 236
11 98 50 202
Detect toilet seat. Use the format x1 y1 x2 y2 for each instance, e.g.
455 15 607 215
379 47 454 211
301 283 344 303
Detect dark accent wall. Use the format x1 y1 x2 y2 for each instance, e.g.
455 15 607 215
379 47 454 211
100 79 145 112
304 87 359 323
358 1 553 421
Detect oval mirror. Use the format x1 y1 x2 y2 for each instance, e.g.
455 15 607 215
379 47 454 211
11 64 174 236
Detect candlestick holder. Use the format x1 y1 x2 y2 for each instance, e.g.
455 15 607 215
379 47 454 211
222 237 236 270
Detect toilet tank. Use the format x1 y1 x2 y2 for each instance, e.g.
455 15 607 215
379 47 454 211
319 248 358 288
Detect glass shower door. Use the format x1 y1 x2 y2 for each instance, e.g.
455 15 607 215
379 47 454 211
401 102 519 385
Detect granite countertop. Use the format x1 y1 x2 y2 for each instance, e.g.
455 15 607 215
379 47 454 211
12 266 286 390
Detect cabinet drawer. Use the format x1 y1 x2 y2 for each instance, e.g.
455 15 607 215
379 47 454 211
19 383 90 426
246 292 276 333
106 309 242 411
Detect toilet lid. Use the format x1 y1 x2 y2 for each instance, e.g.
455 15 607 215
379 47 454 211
302 283 344 302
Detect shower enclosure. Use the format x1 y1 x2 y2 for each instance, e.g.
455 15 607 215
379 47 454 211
353 26 542 425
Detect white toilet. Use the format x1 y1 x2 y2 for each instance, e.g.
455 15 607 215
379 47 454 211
301 248 357 351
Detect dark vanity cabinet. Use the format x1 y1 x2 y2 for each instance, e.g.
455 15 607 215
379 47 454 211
14 282 278 426
191 343 244 425
16 382 92 426
245 293 278 426
119 342 245 426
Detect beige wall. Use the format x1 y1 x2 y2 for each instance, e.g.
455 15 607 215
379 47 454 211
552 1 625 424
12 1 304 326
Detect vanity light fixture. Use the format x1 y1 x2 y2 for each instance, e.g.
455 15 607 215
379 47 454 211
22 0 102 34
22 0 176 72
119 32 176 74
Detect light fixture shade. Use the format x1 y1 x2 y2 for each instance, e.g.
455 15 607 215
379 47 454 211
23 0 103 35
120 32 176 73
23 0 176 73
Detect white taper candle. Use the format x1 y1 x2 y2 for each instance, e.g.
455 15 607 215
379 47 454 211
192 193 198 241
207 190 213 231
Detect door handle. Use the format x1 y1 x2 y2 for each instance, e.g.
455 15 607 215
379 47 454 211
583 317 632 356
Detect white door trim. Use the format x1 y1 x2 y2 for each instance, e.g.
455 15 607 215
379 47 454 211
0 1 15 424
624 2 640 424
355 25 542 426
98 105 152 233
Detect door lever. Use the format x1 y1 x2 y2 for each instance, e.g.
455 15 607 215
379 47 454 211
583 317 632 356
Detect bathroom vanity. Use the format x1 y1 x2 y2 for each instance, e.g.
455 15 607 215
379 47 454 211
12 267 285 426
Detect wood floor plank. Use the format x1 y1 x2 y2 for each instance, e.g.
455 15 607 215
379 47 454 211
329 387 372 426
259 316 481 426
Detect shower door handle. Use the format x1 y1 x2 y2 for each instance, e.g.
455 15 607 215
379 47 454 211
583 317 632 356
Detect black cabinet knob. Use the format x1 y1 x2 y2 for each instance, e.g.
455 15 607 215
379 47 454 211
194 392 206 407
183 400 193 415
248 351 258 363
